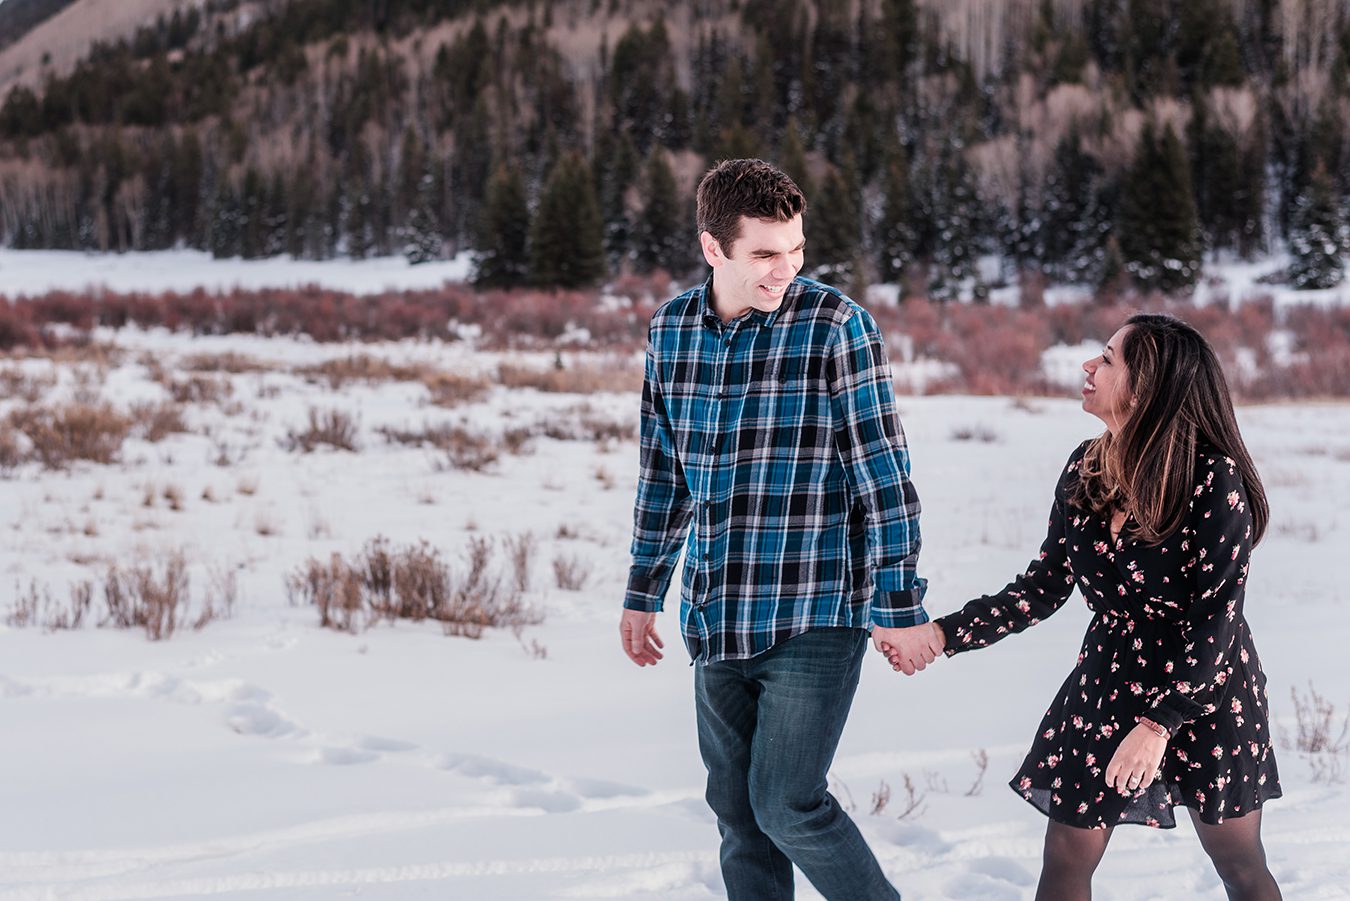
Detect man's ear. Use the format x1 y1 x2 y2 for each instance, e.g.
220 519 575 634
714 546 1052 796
700 231 725 269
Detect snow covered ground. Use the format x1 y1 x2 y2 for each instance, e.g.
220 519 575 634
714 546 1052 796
0 250 475 297
1 315 1348 900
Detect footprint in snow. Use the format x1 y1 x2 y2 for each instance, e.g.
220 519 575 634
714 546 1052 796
966 855 1036 886
569 777 651 800
438 752 551 786
314 746 380 766
226 701 300 738
356 735 418 753
941 871 1025 900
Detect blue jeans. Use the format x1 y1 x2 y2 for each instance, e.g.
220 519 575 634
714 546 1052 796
694 627 901 901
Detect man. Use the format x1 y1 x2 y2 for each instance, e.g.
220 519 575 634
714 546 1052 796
620 158 937 900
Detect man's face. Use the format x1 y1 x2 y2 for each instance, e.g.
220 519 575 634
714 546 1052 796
702 215 805 320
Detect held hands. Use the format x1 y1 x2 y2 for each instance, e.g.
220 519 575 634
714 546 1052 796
619 609 664 666
1104 723 1168 794
876 622 946 675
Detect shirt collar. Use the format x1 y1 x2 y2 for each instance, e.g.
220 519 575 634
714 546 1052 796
697 275 793 330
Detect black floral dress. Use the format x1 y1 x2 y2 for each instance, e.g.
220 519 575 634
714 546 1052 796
936 442 1281 830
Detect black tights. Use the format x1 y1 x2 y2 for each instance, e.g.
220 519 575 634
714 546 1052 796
1036 810 1281 901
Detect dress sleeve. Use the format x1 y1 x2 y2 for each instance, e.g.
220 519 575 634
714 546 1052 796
1145 454 1254 734
935 445 1082 656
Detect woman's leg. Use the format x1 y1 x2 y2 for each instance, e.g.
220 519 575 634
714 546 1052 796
1189 809 1282 901
1035 820 1113 901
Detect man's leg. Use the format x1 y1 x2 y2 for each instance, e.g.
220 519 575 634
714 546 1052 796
695 655 795 900
747 627 901 901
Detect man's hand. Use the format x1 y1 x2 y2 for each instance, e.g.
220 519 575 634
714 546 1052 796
620 609 664 666
875 622 945 675
1104 723 1168 794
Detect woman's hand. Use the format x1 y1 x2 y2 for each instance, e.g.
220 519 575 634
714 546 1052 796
1104 723 1168 794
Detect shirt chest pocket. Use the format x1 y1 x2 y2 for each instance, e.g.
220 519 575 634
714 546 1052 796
742 356 824 440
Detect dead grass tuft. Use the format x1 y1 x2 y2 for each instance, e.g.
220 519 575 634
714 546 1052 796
1288 682 1350 783
283 408 360 452
295 354 433 389
376 422 501 471
422 370 492 407
6 402 132 468
102 552 190 640
287 535 543 638
130 401 190 442
498 358 642 395
552 553 591 590
0 366 57 403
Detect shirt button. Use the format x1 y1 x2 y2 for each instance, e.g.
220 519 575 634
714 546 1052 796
702 553 710 561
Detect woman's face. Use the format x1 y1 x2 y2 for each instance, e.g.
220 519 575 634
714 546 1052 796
1081 325 1135 433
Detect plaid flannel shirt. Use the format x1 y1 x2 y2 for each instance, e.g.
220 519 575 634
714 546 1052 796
624 276 927 664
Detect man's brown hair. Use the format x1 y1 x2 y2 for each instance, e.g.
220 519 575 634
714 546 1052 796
696 158 807 256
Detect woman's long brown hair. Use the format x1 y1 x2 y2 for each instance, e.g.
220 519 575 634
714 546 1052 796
1070 313 1268 545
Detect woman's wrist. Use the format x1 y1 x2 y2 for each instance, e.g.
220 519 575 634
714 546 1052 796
1137 715 1170 739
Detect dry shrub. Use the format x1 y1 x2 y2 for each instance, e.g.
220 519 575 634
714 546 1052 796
5 580 92 630
130 401 190 442
498 358 643 394
951 424 1000 443
192 566 238 629
504 532 536 595
422 370 492 407
182 352 270 373
376 422 500 470
101 552 190 640
283 408 359 452
537 403 637 443
553 553 591 590
295 354 432 389
288 535 542 638
931 305 1054 395
0 299 43 349
1288 682 1349 783
150 364 236 405
0 366 57 402
7 402 132 469
0 426 20 474
287 553 365 632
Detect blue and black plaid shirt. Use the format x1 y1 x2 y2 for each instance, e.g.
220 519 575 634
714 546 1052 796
625 276 927 664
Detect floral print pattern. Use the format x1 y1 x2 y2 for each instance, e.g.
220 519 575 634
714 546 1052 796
936 442 1282 829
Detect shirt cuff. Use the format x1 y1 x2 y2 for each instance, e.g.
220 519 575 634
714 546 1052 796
869 587 929 628
624 571 667 613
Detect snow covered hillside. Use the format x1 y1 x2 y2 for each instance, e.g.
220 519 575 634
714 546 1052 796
0 319 1347 900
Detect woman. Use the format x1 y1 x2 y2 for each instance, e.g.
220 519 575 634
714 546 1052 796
884 313 1282 900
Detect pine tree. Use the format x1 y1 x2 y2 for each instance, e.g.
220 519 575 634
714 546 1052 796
475 164 529 287
777 122 814 201
263 170 288 257
634 149 688 276
208 174 242 259
809 162 860 285
1118 122 1203 293
170 129 204 248
529 152 606 288
1043 127 1107 281
239 166 267 259
918 138 979 301
876 146 915 283
593 131 640 267
1288 162 1343 289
